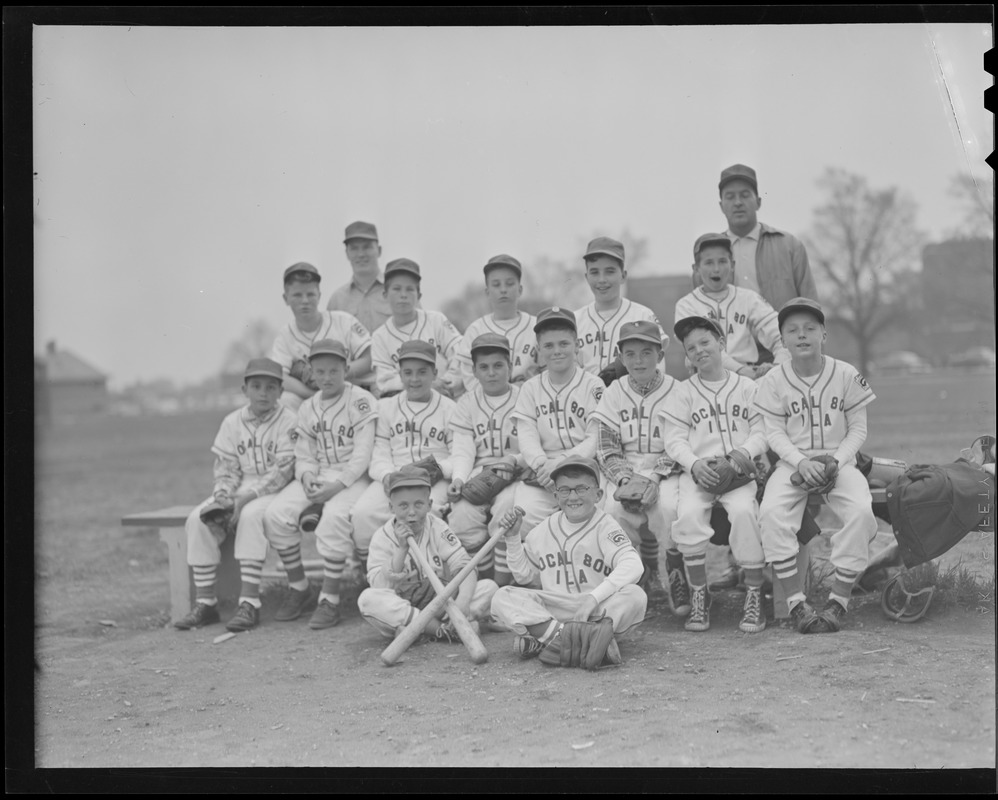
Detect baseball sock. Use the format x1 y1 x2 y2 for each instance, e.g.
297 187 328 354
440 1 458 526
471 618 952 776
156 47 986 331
276 544 308 591
192 565 218 605
238 559 264 608
684 551 707 587
637 522 659 572
526 619 559 644
742 566 765 589
466 541 494 577
320 557 345 605
773 555 805 609
829 569 858 609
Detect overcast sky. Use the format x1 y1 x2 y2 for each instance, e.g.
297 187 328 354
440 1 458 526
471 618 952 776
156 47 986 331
33 23 992 388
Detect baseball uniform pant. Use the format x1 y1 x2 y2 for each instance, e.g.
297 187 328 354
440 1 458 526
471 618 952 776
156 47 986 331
448 479 519 554
264 474 372 559
760 462 877 574
186 493 272 565
602 471 680 574
358 579 499 639
490 584 647 636
352 478 451 547
672 474 765 568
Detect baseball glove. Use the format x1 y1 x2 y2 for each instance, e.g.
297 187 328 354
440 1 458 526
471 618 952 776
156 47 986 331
598 357 628 387
791 454 839 494
613 474 658 513
461 464 517 506
298 502 324 533
200 500 235 536
409 456 445 486
289 358 318 390
539 618 617 670
395 574 437 610
700 450 758 496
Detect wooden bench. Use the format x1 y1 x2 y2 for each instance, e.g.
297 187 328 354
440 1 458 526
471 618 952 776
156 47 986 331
121 505 323 624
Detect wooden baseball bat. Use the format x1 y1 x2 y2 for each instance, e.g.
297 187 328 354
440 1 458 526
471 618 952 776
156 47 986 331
405 542 488 664
381 506 524 666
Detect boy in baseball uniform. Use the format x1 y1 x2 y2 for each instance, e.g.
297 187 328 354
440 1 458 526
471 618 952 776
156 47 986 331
446 254 539 395
351 339 457 550
591 320 690 617
264 339 378 630
369 258 462 398
358 466 499 641
271 262 373 409
574 236 667 383
509 307 604 562
490 457 647 668
754 298 878 634
661 316 769 634
446 332 525 579
175 358 299 632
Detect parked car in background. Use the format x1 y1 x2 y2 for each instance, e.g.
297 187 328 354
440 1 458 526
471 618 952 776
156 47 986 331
871 350 934 376
947 346 996 369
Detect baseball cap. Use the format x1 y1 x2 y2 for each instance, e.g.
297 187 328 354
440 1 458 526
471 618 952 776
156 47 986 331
397 339 437 365
384 258 421 280
243 357 283 382
551 456 601 485
483 254 523 278
718 163 758 194
778 297 825 329
387 465 432 493
343 220 379 243
616 320 663 347
283 262 321 283
693 232 733 259
584 236 625 264
308 338 349 362
533 306 577 334
470 332 511 356
674 315 724 343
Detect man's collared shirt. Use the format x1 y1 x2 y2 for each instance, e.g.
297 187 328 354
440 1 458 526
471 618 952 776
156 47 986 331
726 223 762 295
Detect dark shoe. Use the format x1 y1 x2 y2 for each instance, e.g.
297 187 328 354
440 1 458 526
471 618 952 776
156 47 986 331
174 602 220 630
815 598 847 633
789 600 822 633
225 601 260 632
538 624 565 667
684 585 711 632
308 599 343 630
514 634 543 659
275 585 317 621
738 587 767 634
667 567 692 618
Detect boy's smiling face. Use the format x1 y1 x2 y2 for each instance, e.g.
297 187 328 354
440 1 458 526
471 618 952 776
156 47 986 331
780 312 826 358
554 470 602 523
536 326 579 375
683 326 725 373
585 255 626 303
400 358 436 401
695 245 734 293
242 376 282 415
619 339 662 382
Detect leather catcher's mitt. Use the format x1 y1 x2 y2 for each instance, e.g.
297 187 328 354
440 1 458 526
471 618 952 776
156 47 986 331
409 455 445 486
298 502 324 533
701 450 758 496
289 358 318 390
539 618 618 670
461 464 516 506
613 474 658 513
598 357 628 387
791 454 839 494
200 500 235 536
395 574 437 610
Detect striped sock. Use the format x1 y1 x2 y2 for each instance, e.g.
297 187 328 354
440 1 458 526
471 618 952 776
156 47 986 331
192 565 218 605
354 548 369 577
742 566 765 588
637 523 659 570
276 544 307 589
773 555 805 607
493 540 509 577
830 569 859 607
239 559 264 602
684 551 707 587
466 542 494 576
321 557 346 595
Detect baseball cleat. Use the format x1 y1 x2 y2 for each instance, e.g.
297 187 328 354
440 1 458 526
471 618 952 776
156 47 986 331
667 567 692 618
684 585 712 632
789 600 822 633
738 586 767 634
275 585 318 622
174 602 220 630
308 599 343 630
431 621 458 644
225 601 260 632
814 598 847 633
514 634 544 659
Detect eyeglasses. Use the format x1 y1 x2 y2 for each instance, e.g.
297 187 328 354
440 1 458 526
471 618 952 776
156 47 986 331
554 485 595 499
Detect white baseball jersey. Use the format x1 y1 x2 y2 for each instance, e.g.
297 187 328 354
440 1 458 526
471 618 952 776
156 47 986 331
451 312 539 392
753 357 876 458
590 375 682 468
370 310 462 395
660 371 768 471
294 385 378 485
271 311 371 374
575 299 664 375
369 390 456 481
674 286 788 371
512 369 603 469
367 513 470 590
211 405 299 497
449 385 521 481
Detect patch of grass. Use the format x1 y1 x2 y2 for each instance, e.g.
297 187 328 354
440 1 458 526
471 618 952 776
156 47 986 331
898 560 996 614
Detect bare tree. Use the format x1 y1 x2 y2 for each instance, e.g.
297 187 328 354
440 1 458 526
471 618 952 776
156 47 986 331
947 172 994 240
219 318 279 375
803 168 927 374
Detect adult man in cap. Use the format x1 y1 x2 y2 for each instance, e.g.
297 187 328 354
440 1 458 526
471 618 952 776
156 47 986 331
326 221 393 337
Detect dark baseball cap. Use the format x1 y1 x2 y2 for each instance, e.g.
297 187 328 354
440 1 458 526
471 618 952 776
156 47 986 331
343 220 379 243
283 262 321 283
616 320 663 347
693 233 733 259
584 236 625 264
244 357 284 382
551 456 601 485
674 315 724 343
534 306 577 334
308 338 349 362
470 332 511 356
719 164 758 194
384 258 421 280
483 254 523 278
778 297 825 329
387 465 432 493
397 339 437 365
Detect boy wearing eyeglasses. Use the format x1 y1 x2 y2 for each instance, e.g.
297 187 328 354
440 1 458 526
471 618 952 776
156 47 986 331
489 457 647 668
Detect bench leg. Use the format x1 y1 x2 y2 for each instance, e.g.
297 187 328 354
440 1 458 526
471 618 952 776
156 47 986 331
159 527 192 624
773 543 812 619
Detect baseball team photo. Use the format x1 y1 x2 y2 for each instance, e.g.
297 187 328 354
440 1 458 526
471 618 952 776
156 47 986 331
20 10 996 782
